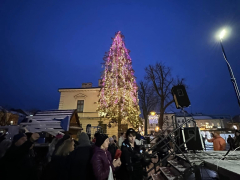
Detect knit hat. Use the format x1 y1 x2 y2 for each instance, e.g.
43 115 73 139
126 128 136 138
12 133 26 144
95 133 108 147
78 132 90 147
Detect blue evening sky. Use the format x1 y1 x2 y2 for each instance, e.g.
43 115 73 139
0 0 240 116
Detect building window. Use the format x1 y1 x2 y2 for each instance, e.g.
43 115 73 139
166 116 168 120
77 100 84 113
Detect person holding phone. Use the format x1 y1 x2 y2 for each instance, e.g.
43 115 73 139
91 133 121 180
118 128 144 180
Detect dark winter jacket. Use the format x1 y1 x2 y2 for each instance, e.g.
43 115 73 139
91 146 115 180
42 132 94 180
69 132 94 180
68 146 94 180
0 140 37 180
41 155 70 180
118 139 143 180
108 143 118 160
92 144 97 154
227 137 234 145
234 136 240 149
52 135 70 155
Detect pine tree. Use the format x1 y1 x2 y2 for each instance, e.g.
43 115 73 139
97 31 141 130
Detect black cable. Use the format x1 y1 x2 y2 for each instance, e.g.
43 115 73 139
221 148 231 160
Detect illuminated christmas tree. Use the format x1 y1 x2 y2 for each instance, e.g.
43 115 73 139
97 31 141 129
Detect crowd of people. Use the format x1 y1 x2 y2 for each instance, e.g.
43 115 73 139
227 130 240 150
204 130 240 151
1 128 239 180
0 128 151 180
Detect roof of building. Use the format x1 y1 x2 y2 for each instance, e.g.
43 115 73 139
233 115 240 123
174 111 192 117
151 111 175 114
164 111 175 114
34 109 77 117
20 109 82 133
0 107 28 125
174 112 231 120
0 107 26 116
192 116 213 120
58 87 101 91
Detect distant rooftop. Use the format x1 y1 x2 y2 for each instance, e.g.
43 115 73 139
59 80 103 91
58 87 101 91
192 115 213 120
233 115 240 123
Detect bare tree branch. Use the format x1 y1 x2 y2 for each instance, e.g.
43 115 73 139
138 80 158 134
144 62 186 128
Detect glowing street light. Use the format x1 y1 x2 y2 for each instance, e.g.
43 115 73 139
218 28 240 107
150 111 156 116
219 29 226 39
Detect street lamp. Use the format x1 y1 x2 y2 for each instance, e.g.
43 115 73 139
219 29 240 107
150 111 156 116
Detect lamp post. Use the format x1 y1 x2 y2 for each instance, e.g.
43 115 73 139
219 29 240 107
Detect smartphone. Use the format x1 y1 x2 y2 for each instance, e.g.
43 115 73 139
114 149 122 159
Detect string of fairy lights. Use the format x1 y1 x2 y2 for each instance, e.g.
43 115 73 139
97 31 141 128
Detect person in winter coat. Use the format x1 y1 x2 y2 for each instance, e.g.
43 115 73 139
108 137 118 160
92 132 100 144
153 134 170 166
135 133 144 146
91 133 121 180
0 133 40 180
118 132 126 148
52 134 71 155
41 139 74 180
68 132 95 180
112 135 118 144
0 134 11 159
207 131 226 151
233 130 240 149
47 134 63 162
119 128 144 180
227 135 234 150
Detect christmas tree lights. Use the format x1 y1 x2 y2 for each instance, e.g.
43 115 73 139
97 31 141 128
